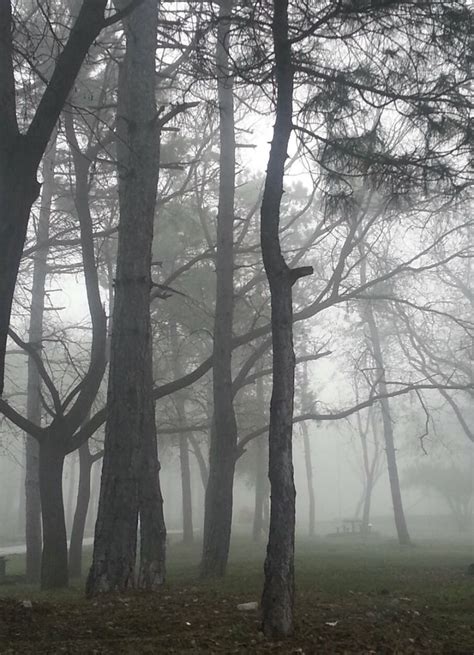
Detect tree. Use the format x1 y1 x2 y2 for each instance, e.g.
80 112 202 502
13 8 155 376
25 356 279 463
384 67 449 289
260 0 313 637
24 133 58 583
0 0 135 397
87 0 166 595
201 0 239 579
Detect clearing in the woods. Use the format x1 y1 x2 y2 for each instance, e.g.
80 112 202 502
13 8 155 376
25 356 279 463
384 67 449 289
0 539 472 653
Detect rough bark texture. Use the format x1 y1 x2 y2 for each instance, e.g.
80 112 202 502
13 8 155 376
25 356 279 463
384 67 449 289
201 0 237 578
260 0 312 637
0 0 109 396
24 137 57 582
86 0 166 596
39 434 68 590
69 442 93 578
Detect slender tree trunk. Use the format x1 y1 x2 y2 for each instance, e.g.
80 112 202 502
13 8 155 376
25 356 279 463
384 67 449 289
301 364 316 537
86 0 165 596
170 321 194 544
302 423 316 538
86 459 100 534
253 435 267 542
260 0 312 637
24 135 57 583
39 433 68 589
189 432 208 490
65 454 77 534
253 373 268 542
179 434 194 545
361 476 374 533
201 0 237 578
69 442 93 578
364 305 411 545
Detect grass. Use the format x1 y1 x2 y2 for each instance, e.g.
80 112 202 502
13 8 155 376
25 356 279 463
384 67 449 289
0 537 473 653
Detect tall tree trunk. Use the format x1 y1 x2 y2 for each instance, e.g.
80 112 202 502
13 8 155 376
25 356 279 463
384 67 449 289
39 433 68 589
25 135 57 583
170 321 194 545
189 432 208 490
301 364 316 537
69 442 93 578
86 0 165 596
179 433 194 544
201 0 237 578
361 476 374 533
302 423 316 538
137 392 166 589
253 373 268 542
369 328 411 545
65 453 77 534
253 435 267 542
260 0 313 637
361 284 410 544
86 459 100 534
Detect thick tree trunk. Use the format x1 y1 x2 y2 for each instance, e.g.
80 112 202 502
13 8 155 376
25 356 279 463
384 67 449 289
201 0 237 579
260 0 312 637
69 442 93 579
0 165 40 396
138 389 166 589
25 436 42 583
86 0 165 596
39 434 68 589
24 136 57 583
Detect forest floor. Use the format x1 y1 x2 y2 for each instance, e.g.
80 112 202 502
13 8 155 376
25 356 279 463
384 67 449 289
0 538 473 654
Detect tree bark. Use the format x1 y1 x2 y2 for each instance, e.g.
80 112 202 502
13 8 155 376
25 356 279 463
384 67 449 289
69 442 93 579
201 0 237 578
86 0 165 596
260 0 313 637
39 433 68 589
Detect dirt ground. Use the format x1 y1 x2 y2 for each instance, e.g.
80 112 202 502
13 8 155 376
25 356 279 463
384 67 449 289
0 541 473 653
